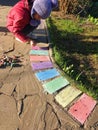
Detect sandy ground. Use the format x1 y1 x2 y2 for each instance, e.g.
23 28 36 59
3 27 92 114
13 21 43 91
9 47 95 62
0 1 98 130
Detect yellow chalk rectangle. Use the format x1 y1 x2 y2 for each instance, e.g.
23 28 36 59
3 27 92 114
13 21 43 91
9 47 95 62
55 86 82 108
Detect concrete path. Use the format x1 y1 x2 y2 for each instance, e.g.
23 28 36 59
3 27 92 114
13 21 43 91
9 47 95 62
0 1 98 130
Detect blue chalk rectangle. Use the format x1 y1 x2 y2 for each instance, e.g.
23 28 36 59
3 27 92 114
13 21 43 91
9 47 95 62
35 68 60 81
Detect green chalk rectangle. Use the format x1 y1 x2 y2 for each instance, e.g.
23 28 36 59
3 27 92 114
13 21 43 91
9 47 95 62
55 86 82 108
29 50 49 55
43 76 69 94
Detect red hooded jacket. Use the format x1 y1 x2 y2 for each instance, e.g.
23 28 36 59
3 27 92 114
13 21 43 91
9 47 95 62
6 0 32 42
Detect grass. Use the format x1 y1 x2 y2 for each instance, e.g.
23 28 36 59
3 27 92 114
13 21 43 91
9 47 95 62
47 14 98 99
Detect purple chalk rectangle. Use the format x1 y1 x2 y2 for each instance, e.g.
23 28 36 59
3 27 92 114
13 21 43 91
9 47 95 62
31 61 53 70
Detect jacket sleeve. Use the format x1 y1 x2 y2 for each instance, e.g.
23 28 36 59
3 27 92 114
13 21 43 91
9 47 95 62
14 32 30 43
7 9 30 43
12 14 30 43
13 15 24 33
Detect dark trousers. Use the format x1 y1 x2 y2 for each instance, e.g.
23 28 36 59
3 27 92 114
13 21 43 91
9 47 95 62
21 24 38 35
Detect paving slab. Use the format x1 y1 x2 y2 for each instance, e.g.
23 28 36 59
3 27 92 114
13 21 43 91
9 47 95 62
0 34 15 54
15 65 39 100
43 76 69 94
31 61 53 70
19 96 60 130
0 67 11 82
30 55 50 62
35 68 60 81
68 93 97 125
49 102 82 130
2 66 24 84
55 85 82 108
0 94 19 130
29 50 49 55
0 83 16 96
84 104 98 130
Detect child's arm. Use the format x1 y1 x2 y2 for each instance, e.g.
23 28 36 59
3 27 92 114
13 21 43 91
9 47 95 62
14 32 30 43
12 12 31 43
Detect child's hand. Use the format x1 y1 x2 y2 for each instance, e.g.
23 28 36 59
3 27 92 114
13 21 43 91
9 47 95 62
30 40 37 47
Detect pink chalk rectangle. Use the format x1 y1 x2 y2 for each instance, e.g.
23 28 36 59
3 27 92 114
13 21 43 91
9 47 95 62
68 93 96 124
31 46 41 50
31 46 48 50
30 55 50 62
31 61 53 70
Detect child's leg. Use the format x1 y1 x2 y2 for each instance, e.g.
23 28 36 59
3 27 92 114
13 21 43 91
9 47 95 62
22 24 49 47
21 24 38 35
14 24 38 43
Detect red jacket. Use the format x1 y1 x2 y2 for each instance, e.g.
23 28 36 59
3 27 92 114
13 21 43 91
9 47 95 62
6 0 31 42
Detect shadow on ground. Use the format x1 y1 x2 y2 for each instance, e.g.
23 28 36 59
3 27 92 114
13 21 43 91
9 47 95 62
0 27 9 32
0 0 18 6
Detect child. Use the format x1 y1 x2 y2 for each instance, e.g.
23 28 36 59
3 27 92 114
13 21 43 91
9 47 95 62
6 0 58 45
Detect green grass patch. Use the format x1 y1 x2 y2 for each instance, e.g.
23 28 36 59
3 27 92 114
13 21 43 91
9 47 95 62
47 16 98 99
